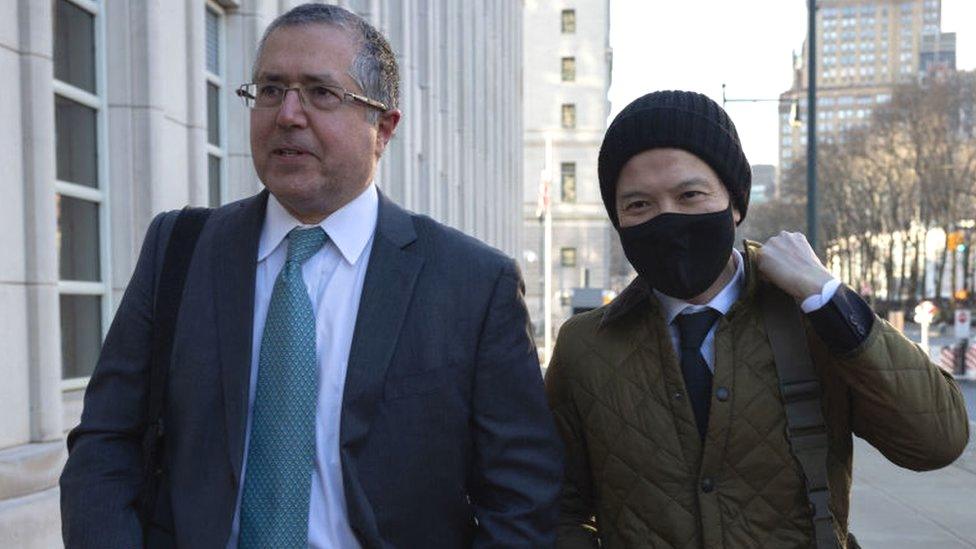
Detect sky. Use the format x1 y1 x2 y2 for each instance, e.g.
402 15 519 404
608 0 976 167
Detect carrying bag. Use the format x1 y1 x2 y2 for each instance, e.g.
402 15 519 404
761 285 861 549
138 207 213 527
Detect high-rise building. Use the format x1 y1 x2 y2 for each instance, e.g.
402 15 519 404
778 0 948 173
521 0 621 348
1 0 524 543
920 31 957 74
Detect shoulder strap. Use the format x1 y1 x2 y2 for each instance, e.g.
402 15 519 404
760 285 839 549
140 206 212 522
147 207 212 434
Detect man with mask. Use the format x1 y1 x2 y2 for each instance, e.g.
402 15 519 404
545 90 969 548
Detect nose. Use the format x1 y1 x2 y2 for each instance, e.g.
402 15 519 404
275 88 308 128
654 202 673 217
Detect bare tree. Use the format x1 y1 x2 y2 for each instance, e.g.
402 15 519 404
759 73 976 309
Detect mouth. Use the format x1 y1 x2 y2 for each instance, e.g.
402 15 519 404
273 147 313 158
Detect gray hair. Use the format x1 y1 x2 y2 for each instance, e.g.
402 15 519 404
253 3 400 123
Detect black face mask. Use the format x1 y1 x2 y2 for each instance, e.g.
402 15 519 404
617 204 735 300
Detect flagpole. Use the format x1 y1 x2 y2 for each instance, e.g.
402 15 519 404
543 134 554 365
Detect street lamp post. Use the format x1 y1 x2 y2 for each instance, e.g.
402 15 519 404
807 0 818 250
721 4 818 247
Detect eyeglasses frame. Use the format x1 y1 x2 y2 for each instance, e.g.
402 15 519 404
235 81 389 113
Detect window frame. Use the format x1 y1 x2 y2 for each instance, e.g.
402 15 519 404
561 103 577 129
206 0 229 207
54 0 112 390
560 247 577 267
560 161 577 203
561 9 576 34
561 56 576 82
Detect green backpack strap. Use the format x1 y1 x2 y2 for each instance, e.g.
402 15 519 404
760 285 839 549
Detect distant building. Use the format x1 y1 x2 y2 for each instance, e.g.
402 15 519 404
919 31 956 75
957 70 976 138
521 0 623 345
778 0 946 173
750 164 778 204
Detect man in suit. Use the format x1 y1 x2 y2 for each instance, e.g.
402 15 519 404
60 4 562 548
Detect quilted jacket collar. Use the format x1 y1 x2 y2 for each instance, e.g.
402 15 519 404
600 240 764 329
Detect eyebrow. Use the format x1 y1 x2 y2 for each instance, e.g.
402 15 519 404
617 189 649 203
672 177 713 191
618 177 713 202
254 72 343 86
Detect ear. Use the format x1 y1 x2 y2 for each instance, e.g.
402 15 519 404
374 109 402 157
732 206 742 225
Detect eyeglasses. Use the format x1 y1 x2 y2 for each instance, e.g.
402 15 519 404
236 82 389 112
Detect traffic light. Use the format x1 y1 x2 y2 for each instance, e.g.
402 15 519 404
947 231 963 250
946 231 967 252
955 289 969 302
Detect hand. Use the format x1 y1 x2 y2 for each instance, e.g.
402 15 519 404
756 231 835 301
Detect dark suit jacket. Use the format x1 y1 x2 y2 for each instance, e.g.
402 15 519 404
60 190 563 548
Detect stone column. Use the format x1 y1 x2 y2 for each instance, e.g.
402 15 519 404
0 1 64 545
18 0 63 445
185 0 209 208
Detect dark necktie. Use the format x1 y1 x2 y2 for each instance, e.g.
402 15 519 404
675 308 722 441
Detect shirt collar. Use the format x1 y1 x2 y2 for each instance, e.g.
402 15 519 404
654 248 745 325
258 183 379 265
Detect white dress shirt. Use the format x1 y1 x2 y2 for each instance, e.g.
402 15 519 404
227 185 377 549
655 249 840 371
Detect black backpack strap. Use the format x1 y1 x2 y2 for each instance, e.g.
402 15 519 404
140 206 212 524
760 285 839 549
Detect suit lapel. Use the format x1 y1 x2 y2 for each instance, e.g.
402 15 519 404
214 191 267 481
341 192 423 445
340 192 423 543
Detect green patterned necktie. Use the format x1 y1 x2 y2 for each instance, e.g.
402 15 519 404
239 226 327 548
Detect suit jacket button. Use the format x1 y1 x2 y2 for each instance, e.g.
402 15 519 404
674 391 684 400
701 477 715 493
716 387 730 402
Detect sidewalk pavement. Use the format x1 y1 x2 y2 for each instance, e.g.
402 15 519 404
847 324 976 547
849 426 976 548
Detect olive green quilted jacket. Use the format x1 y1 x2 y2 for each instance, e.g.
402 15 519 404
545 244 970 548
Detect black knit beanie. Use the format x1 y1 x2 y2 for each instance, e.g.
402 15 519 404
598 90 751 227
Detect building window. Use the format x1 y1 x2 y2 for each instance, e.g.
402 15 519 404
54 0 109 383
561 9 576 33
560 162 577 203
206 3 226 207
561 103 576 129
559 291 571 307
561 56 576 82
560 247 577 267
